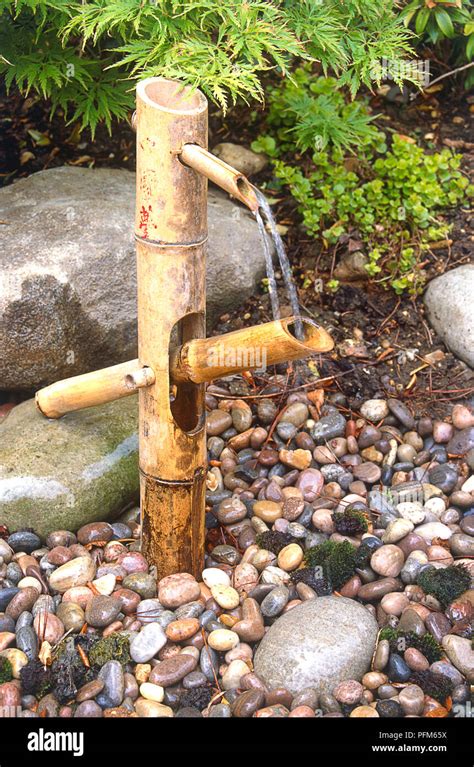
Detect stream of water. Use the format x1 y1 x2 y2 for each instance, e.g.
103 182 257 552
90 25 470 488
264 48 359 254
254 188 304 341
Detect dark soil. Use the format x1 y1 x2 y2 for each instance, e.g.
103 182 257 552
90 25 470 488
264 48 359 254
1 81 473 417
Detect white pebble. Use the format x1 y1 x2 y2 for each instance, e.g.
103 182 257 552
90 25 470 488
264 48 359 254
202 568 231 588
208 629 240 651
423 497 446 518
139 682 164 702
92 573 116 595
17 577 42 593
461 476 474 494
210 584 240 609
360 399 389 422
396 502 425 525
221 659 250 690
414 522 452 542
382 519 414 544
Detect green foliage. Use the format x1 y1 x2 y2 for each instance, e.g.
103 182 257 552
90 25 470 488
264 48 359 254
253 70 472 295
0 0 413 134
88 633 131 668
304 539 358 590
417 564 472 608
0 656 13 684
401 0 474 87
379 627 443 664
254 68 383 154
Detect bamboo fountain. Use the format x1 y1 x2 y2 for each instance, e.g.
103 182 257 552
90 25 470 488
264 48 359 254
35 78 334 580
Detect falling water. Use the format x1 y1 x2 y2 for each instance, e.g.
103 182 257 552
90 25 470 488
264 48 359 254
254 188 304 341
255 207 280 321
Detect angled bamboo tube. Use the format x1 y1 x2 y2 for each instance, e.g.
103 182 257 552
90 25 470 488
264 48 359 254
179 144 259 212
35 360 152 418
35 316 333 418
171 316 334 384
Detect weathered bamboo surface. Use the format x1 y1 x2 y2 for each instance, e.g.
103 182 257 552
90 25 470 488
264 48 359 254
135 78 208 578
180 143 259 212
35 360 153 419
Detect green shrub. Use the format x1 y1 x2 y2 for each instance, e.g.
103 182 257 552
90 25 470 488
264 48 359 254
0 1 413 135
401 0 474 88
252 69 472 295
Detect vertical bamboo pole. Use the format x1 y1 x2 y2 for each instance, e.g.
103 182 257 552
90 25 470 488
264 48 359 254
135 78 208 579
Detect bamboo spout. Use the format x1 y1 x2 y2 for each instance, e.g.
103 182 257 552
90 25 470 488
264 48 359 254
171 316 334 384
36 316 334 418
179 143 259 212
36 360 154 419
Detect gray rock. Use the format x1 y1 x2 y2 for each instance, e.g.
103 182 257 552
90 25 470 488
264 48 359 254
254 596 378 695
311 412 346 444
211 143 268 176
442 635 474 682
334 252 369 281
0 397 139 538
15 626 38 661
447 427 474 457
95 660 125 708
130 622 167 663
0 167 271 390
424 264 474 368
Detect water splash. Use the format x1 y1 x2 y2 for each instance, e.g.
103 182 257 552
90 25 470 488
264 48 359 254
254 188 304 340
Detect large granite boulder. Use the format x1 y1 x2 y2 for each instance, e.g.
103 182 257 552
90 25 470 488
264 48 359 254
254 596 378 695
424 264 474 368
0 397 139 539
0 167 269 390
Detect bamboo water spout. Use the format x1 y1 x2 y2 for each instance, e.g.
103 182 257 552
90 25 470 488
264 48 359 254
34 77 334 580
36 317 333 418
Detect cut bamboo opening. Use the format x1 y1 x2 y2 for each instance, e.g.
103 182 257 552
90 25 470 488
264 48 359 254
35 317 333 418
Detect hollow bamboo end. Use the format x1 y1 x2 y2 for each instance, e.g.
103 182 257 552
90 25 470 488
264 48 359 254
136 78 207 116
280 317 335 354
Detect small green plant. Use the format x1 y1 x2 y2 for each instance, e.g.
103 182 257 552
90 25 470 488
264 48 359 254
417 563 472 608
290 566 332 596
253 70 472 294
401 0 474 87
20 659 52 697
333 506 369 536
88 633 131 668
410 670 454 704
256 530 295 554
304 539 358 590
0 656 13 684
379 627 443 663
